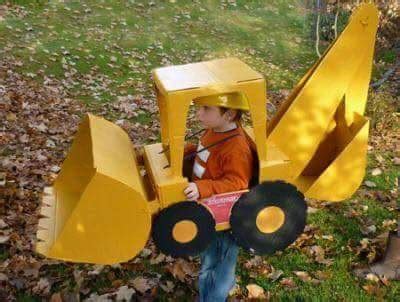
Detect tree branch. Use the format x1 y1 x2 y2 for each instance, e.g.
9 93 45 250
315 0 322 58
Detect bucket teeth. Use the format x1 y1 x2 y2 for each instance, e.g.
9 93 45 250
40 205 53 218
36 224 48 231
35 186 57 257
42 196 53 207
41 200 51 207
37 229 50 241
35 241 49 254
44 187 54 196
38 217 52 231
36 220 52 255
42 187 55 206
37 186 56 228
36 219 51 255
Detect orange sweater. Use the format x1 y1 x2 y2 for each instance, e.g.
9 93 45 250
185 125 254 199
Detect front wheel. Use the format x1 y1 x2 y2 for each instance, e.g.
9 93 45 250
152 201 216 257
230 181 307 255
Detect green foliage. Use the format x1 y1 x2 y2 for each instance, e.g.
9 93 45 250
0 0 316 104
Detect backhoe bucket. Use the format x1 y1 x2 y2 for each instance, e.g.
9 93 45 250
36 114 152 264
303 114 369 201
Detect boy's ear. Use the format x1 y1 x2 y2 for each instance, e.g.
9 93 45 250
227 109 237 121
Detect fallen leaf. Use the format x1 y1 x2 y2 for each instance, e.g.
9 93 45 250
32 278 51 295
0 273 8 281
150 253 165 265
88 264 104 275
159 280 175 293
280 277 297 289
50 165 61 173
140 248 152 258
244 255 263 269
46 139 56 148
314 270 331 281
310 245 333 266
166 259 197 282
380 275 391 286
371 168 382 176
50 293 62 302
268 269 283 282
131 277 152 294
382 219 397 228
19 134 29 143
246 284 265 298
294 271 312 282
6 112 16 121
0 235 10 244
35 122 48 132
361 225 377 235
321 235 334 241
0 173 6 186
364 181 377 188
360 238 370 249
115 285 135 301
22 261 42 278
307 207 319 214
366 273 380 283
362 284 381 295
85 293 112 302
375 154 384 163
73 269 84 289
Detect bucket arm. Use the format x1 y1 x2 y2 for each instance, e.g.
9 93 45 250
265 3 378 201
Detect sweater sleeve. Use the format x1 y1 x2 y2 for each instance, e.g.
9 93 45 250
194 148 253 199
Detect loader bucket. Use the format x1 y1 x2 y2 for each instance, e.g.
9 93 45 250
36 114 152 264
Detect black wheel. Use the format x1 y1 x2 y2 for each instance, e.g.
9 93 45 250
152 201 216 257
230 181 307 255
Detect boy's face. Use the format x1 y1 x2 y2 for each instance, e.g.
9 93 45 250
196 105 235 129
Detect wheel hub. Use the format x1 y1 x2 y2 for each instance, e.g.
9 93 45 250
172 220 198 243
256 206 285 234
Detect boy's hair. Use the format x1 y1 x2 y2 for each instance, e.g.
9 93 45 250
219 107 242 122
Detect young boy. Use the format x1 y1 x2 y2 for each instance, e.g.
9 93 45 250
183 93 254 302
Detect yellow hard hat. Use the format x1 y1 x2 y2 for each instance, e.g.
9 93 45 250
193 92 249 111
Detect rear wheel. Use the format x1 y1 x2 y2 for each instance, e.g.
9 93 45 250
152 201 216 257
230 181 307 254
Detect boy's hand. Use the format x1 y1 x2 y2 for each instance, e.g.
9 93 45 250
184 182 200 201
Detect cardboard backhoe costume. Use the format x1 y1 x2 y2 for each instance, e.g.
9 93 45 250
35 4 388 269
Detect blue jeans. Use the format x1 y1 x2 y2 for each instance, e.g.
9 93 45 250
199 231 239 302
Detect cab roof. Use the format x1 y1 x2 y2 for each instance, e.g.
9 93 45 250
152 57 263 94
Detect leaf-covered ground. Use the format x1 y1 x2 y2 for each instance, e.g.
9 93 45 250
0 1 399 301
